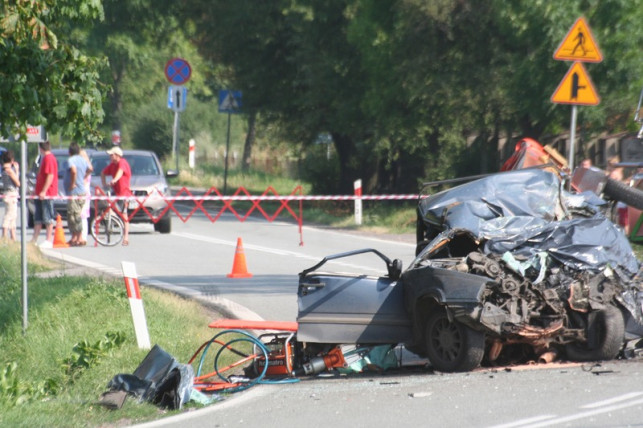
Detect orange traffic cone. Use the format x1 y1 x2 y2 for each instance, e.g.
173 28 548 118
227 237 252 278
53 214 69 248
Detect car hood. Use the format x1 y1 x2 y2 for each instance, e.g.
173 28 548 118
89 175 168 193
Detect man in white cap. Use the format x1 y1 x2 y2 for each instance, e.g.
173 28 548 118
101 147 132 245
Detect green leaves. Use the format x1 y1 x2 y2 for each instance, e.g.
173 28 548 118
0 0 108 143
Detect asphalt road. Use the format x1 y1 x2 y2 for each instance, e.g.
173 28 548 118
136 360 643 428
27 210 643 428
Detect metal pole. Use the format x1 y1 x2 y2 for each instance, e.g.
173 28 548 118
224 112 231 194
172 109 180 173
568 105 577 170
20 140 28 334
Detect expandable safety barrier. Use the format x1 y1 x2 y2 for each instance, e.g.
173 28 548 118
19 187 420 245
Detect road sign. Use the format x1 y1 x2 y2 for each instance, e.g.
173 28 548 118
553 17 603 62
0 125 46 143
167 85 187 112
164 58 192 85
218 90 242 113
551 62 600 106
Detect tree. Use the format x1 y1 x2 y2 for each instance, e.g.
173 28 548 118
188 0 377 193
183 0 643 189
0 1 108 143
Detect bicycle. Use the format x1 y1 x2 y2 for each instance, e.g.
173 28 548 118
90 189 125 246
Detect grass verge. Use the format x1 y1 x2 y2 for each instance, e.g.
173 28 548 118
0 242 222 427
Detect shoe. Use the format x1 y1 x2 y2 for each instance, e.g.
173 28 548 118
38 240 53 249
77 241 87 247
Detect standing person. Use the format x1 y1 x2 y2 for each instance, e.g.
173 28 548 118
2 150 20 241
101 147 132 246
64 142 92 246
31 141 58 248
79 149 93 243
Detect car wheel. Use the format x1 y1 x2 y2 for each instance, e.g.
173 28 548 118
565 304 625 362
424 309 484 372
154 213 171 234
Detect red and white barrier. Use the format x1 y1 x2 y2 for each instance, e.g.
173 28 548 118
121 261 151 349
29 185 421 246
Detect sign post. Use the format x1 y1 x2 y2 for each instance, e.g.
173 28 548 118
218 90 243 194
551 17 603 170
1 125 47 334
164 58 191 173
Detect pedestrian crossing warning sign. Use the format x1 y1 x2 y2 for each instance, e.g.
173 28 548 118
551 62 600 106
553 17 603 62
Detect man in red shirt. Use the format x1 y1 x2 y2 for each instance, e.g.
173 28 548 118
101 147 132 245
31 141 58 247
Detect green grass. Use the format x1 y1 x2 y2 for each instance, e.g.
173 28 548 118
0 242 229 427
633 242 643 260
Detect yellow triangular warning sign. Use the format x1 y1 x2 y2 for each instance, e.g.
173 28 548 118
551 62 600 106
553 17 603 62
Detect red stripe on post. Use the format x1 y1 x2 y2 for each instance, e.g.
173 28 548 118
124 277 141 299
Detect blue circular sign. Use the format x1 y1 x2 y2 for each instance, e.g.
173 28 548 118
164 58 192 85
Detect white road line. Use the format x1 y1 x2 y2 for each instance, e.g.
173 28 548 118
173 232 391 274
518 397 643 428
580 391 643 409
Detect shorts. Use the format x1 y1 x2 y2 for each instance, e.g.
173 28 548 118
67 195 86 234
34 199 56 226
3 190 18 228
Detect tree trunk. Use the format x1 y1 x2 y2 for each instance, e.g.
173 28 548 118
331 132 358 194
110 67 124 134
242 111 256 172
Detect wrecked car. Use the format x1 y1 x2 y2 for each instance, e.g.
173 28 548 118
297 168 643 372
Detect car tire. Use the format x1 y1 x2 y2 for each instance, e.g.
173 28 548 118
154 213 171 234
565 304 625 362
424 308 485 372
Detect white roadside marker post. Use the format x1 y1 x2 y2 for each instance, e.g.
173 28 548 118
121 261 151 349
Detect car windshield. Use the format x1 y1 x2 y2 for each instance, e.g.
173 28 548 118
91 154 160 176
29 152 69 179
55 154 69 178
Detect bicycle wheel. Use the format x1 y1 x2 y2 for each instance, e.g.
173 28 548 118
90 213 125 246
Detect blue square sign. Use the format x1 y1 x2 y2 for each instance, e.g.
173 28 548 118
218 90 242 113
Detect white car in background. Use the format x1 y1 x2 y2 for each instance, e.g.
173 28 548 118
90 150 175 233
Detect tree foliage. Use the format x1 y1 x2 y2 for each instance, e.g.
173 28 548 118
0 0 107 143
3 1 643 191
185 0 643 192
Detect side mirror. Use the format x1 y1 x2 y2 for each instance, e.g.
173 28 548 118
166 170 179 178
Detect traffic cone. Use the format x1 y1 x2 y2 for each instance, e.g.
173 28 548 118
53 214 69 248
227 237 252 278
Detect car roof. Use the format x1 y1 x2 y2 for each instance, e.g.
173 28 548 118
92 149 158 157
49 147 97 153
